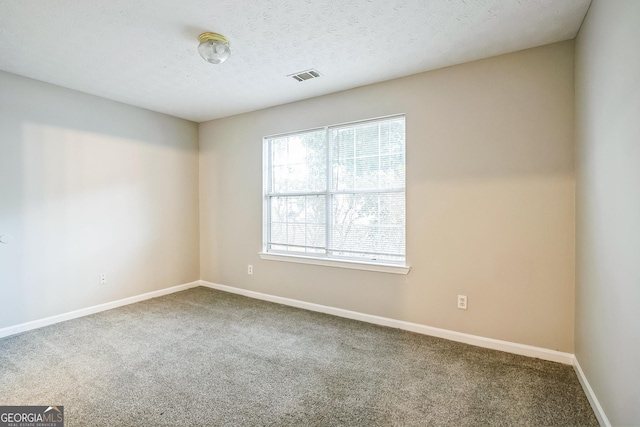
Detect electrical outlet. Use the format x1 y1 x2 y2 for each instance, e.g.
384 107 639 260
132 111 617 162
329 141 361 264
247 265 253 275
99 273 107 285
457 295 467 310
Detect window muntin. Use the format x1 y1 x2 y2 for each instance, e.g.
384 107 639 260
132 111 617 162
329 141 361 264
264 115 405 265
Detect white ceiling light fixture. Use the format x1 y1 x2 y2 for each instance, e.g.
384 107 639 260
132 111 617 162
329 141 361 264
197 32 231 64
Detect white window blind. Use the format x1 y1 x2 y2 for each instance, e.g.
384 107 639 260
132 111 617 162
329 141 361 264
264 115 405 265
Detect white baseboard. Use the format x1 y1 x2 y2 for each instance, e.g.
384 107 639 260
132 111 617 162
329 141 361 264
573 357 611 427
0 281 201 339
199 281 574 365
0 279 575 366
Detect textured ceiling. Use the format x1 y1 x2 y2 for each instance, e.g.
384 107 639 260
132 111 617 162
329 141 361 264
0 0 590 123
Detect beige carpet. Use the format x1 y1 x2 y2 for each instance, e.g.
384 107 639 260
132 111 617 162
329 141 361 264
0 287 598 426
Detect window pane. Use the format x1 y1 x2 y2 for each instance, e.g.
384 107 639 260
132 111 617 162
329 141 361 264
268 130 326 194
355 156 379 189
331 192 405 261
331 117 405 191
380 153 405 188
268 195 326 252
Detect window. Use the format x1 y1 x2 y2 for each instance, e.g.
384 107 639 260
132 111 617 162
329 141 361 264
262 115 407 272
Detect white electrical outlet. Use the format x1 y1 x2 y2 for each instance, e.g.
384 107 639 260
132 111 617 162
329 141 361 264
247 265 253 275
99 273 107 285
457 295 467 310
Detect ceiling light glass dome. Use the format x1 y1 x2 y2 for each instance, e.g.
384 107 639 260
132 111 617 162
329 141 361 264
198 32 231 64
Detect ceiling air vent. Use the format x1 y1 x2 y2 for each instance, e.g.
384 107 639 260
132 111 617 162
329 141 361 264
289 69 321 82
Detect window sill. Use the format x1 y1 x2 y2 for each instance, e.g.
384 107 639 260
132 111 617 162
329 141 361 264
258 252 410 275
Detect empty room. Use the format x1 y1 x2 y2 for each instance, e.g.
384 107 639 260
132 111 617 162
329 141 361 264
0 0 638 425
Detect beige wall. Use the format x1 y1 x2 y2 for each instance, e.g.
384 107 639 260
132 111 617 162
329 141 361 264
200 41 576 352
575 0 640 424
0 71 200 329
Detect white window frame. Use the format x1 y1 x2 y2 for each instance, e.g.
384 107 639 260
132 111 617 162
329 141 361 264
260 115 409 275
